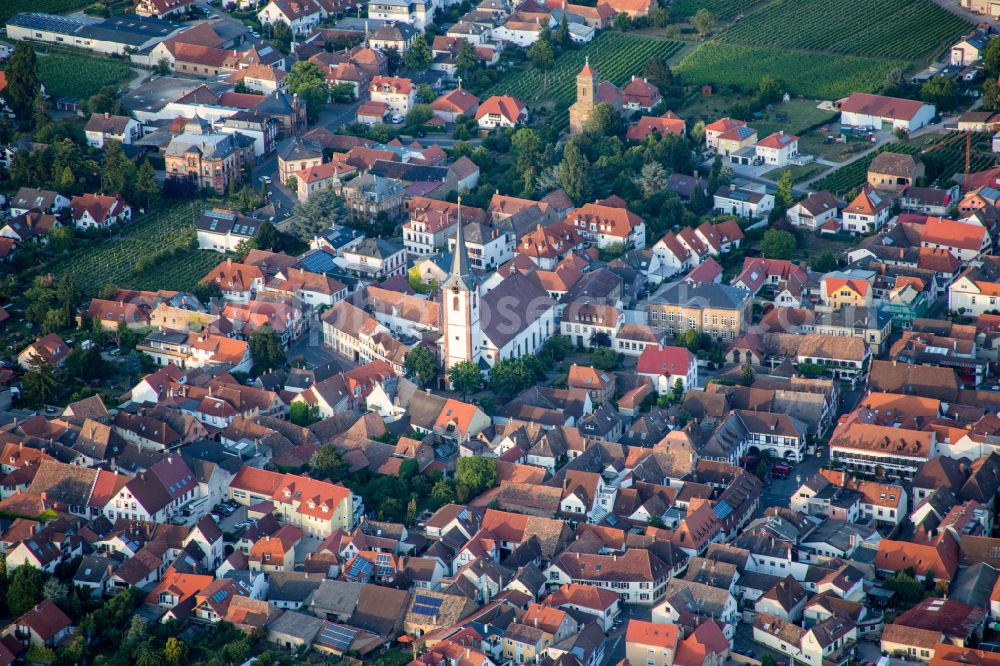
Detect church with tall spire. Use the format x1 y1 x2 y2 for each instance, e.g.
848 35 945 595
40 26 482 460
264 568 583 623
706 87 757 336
439 200 558 375
441 201 483 372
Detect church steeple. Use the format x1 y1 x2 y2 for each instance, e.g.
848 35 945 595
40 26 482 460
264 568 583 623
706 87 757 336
451 199 471 281
445 198 477 292
441 196 481 372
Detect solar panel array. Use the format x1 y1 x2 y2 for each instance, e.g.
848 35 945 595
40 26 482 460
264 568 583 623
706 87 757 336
320 624 358 652
412 594 442 616
348 558 374 578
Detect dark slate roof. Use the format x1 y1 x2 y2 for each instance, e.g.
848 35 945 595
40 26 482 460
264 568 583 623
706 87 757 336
650 280 752 310
481 272 555 349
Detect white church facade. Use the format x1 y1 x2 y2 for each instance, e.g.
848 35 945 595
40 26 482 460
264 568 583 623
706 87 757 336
440 206 558 379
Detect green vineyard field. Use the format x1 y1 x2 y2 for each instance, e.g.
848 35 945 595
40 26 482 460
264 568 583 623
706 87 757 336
485 33 685 108
59 203 222 296
716 0 971 61
675 44 904 99
37 52 133 99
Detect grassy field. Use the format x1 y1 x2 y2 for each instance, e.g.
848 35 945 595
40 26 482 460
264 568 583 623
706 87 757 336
675 44 905 99
762 162 828 183
484 33 685 133
751 100 836 135
717 0 971 61
37 52 134 99
59 203 223 297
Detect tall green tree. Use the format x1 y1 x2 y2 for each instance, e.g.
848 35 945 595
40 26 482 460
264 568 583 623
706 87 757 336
776 169 795 209
404 35 432 71
758 75 784 105
511 127 542 176
249 325 286 371
3 42 40 125
690 9 716 36
7 565 45 616
133 159 160 210
101 141 135 195
21 359 58 408
255 220 281 251
289 401 320 426
404 345 438 386
57 275 80 328
489 358 533 398
285 61 329 124
920 75 959 112
448 360 483 400
984 37 1000 75
760 229 796 260
456 41 477 76
164 637 189 666
558 14 570 47
32 92 51 132
583 101 622 136
559 140 591 204
455 456 497 498
310 444 348 482
292 189 347 236
633 161 668 199
527 37 555 87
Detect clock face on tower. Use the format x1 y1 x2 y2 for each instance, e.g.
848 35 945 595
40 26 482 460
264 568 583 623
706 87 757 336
452 286 460 294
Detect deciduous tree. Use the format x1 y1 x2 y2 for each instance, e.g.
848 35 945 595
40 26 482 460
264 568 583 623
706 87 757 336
690 9 716 37
489 358 533 398
455 456 497 499
3 43 40 125
404 345 438 386
404 35 432 71
449 360 483 400
559 141 591 204
760 229 796 260
249 325 285 371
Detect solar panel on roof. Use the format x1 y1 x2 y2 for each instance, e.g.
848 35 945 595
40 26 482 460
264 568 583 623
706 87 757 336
412 604 438 616
321 624 358 651
713 501 734 520
348 558 374 577
414 594 442 607
211 589 229 602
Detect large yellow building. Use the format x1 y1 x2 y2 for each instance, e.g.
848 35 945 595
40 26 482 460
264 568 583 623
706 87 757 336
647 282 753 341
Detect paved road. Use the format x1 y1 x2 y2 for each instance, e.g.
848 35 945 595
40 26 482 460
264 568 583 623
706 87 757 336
252 102 363 215
287 327 356 372
759 449 826 511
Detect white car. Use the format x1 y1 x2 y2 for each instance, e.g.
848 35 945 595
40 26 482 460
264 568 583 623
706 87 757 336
391 114 405 124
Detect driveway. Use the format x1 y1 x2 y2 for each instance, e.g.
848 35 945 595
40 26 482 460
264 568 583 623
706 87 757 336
217 505 248 536
759 449 826 511
287 328 356 372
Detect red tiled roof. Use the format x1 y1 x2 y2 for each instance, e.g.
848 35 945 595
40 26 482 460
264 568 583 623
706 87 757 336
636 345 694 376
